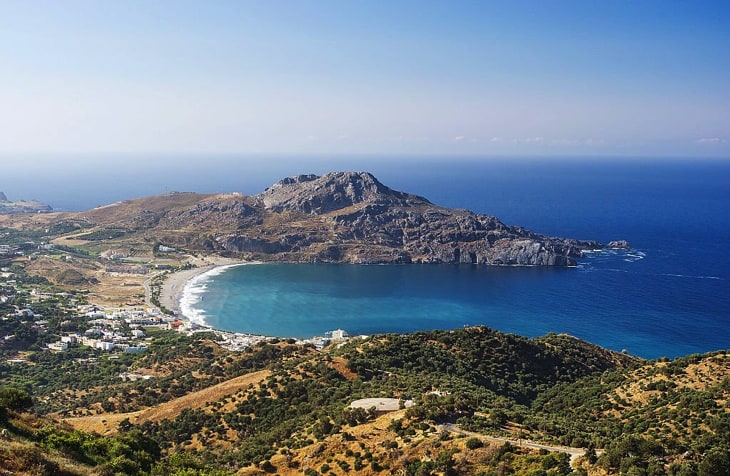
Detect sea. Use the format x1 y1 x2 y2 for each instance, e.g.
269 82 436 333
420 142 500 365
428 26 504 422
171 159 730 359
6 157 729 359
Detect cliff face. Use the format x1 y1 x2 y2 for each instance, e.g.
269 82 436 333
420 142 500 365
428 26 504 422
217 171 605 266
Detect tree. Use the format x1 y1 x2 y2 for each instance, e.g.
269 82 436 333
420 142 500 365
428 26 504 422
699 448 730 476
0 387 33 411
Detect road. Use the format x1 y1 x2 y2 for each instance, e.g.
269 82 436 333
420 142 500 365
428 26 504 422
438 423 600 466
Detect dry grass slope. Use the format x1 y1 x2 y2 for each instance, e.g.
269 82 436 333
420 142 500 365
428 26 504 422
63 369 270 435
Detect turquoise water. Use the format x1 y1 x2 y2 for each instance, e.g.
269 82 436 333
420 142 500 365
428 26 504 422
183 160 730 359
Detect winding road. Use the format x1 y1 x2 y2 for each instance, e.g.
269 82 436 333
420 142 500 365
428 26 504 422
438 423 600 466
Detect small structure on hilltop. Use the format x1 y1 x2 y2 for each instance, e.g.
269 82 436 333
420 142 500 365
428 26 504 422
349 397 414 414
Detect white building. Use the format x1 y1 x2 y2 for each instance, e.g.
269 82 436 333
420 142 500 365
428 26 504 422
47 341 69 351
61 335 79 344
329 329 349 340
96 341 115 351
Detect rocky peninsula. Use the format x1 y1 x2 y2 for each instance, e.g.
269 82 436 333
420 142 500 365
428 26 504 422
46 171 628 268
0 191 52 214
215 172 626 266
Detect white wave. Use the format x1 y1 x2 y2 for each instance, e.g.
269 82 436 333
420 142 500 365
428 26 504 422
178 262 261 326
583 248 646 264
658 273 723 280
624 251 646 261
179 278 209 326
198 263 245 278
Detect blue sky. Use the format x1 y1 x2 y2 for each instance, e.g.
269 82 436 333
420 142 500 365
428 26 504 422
0 0 728 159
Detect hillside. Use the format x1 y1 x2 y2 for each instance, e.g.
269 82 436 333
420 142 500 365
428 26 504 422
532 352 730 462
2 172 726 475
2 327 728 475
42 172 625 266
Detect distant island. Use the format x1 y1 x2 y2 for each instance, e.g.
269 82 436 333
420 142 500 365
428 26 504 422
0 191 52 214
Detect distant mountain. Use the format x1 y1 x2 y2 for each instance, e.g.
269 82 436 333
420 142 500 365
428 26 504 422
0 192 52 214
54 172 627 266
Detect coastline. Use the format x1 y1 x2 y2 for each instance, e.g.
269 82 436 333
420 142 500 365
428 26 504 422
158 257 247 321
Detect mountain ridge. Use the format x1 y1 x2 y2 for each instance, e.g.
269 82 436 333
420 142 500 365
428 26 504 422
50 171 627 267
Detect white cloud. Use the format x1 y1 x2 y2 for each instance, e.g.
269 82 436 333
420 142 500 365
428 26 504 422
513 137 545 144
550 138 606 146
695 137 726 144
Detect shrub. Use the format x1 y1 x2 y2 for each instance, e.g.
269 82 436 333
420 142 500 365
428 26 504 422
0 387 33 411
466 437 484 449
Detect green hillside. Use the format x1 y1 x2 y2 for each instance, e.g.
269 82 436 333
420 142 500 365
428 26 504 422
2 322 728 475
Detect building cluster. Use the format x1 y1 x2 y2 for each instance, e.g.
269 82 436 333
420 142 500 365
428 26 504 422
1 242 57 259
1 268 180 356
296 328 353 351
2 262 361 363
2 300 178 354
0 244 21 258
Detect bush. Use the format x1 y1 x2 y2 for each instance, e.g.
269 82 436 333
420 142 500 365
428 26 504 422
0 387 33 411
7 445 60 476
466 437 484 449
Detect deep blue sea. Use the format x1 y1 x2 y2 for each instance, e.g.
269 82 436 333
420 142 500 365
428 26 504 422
177 159 730 359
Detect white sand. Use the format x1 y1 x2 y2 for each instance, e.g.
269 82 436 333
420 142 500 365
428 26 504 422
157 257 245 317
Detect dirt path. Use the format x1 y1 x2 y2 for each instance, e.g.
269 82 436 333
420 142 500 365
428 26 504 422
439 423 601 466
63 369 270 435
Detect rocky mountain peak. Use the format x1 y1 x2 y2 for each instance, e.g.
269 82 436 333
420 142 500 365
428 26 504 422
54 171 623 267
256 171 430 214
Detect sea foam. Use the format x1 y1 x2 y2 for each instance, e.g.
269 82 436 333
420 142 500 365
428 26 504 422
179 263 255 326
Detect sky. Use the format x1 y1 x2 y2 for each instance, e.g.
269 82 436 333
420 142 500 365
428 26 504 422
0 0 729 162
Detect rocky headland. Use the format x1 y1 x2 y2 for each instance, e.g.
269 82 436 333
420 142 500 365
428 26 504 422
60 172 628 267
0 191 52 214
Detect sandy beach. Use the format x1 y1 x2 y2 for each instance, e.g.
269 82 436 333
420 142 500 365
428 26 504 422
157 257 246 318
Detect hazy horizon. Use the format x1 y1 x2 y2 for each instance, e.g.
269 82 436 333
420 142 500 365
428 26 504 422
1 1 728 163
2 155 728 213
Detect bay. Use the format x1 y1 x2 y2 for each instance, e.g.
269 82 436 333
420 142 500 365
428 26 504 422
184 159 730 359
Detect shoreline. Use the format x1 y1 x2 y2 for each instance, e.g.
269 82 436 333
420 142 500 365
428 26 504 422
157 257 248 321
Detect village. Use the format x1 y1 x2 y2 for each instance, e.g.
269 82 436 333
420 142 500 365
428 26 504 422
1 259 354 370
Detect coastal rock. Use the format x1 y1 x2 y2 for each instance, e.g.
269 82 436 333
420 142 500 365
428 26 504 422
607 240 631 249
0 192 8 202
